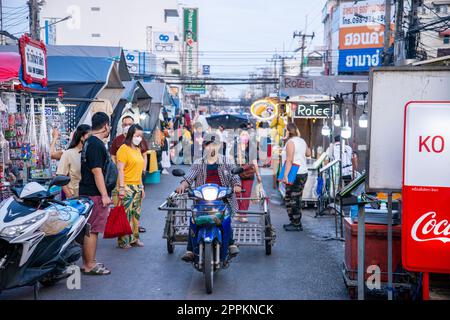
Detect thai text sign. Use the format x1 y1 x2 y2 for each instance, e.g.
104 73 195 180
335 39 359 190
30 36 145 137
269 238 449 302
19 34 47 87
339 26 385 49
338 48 381 73
402 101 450 273
183 8 199 77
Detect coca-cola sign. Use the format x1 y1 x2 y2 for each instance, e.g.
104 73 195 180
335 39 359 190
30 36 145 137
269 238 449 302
411 212 450 243
402 101 450 274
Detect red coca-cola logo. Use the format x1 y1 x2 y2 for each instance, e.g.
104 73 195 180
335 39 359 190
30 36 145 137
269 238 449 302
411 211 450 243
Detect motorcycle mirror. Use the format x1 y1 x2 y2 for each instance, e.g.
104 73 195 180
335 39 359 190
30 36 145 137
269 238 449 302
231 167 244 175
172 169 186 177
49 176 71 188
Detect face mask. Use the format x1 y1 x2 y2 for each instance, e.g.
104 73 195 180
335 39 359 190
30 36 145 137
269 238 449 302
132 136 142 146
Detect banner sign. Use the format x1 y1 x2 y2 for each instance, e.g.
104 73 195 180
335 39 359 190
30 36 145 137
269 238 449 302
185 81 206 94
402 101 450 273
153 31 175 53
183 8 199 77
338 48 381 72
292 102 333 119
340 0 393 29
18 34 48 87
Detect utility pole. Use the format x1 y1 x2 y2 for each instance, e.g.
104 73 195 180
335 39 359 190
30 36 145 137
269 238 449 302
394 0 405 64
383 0 392 65
406 0 421 59
0 0 4 45
28 0 41 40
293 31 315 77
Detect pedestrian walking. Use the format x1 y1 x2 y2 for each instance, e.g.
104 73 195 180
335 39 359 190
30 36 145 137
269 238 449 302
79 112 115 275
182 125 193 165
236 129 262 222
161 128 171 174
56 124 91 198
116 124 146 249
281 123 311 231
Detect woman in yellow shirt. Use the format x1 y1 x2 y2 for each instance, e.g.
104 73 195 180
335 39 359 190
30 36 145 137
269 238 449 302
117 124 146 249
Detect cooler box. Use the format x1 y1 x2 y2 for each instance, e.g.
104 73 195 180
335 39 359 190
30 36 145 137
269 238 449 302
344 217 402 282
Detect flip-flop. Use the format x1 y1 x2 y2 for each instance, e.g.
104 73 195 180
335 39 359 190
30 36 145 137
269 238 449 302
138 227 146 233
130 240 145 247
81 264 111 276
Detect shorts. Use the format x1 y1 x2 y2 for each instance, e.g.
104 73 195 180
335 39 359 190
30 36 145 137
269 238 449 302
87 196 110 233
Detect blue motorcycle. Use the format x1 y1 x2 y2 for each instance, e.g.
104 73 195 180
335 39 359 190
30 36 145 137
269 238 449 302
171 167 243 294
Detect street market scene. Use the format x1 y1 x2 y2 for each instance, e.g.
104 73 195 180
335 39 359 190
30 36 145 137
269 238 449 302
0 0 449 303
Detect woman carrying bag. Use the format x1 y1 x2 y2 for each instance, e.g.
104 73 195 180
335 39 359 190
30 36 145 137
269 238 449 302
116 124 146 249
280 123 311 231
236 129 262 222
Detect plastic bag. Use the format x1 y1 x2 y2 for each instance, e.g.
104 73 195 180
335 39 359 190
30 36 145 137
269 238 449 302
103 204 132 239
251 182 266 204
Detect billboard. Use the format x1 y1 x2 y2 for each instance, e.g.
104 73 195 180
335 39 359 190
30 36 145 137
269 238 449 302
124 50 155 75
338 0 394 73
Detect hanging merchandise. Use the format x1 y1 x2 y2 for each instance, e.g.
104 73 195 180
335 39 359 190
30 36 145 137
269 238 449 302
36 98 51 178
1 92 17 114
26 97 38 178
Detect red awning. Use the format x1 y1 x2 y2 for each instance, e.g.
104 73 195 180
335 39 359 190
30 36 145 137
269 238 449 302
0 52 20 83
439 29 450 36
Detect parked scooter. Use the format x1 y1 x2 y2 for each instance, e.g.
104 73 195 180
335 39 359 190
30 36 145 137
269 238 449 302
172 167 243 294
0 176 93 296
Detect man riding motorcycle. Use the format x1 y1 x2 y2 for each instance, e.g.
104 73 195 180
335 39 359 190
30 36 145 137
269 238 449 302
176 134 241 262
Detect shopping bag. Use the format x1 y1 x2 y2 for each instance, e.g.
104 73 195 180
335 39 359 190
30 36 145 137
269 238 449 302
103 202 132 239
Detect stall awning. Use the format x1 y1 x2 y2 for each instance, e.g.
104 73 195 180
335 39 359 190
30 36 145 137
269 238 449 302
0 52 20 82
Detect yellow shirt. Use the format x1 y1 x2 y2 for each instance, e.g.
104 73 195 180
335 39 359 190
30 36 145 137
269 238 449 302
117 144 145 185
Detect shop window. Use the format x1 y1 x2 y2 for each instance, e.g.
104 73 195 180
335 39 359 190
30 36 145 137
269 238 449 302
442 5 448 14
91 33 101 38
91 7 100 11
444 36 450 45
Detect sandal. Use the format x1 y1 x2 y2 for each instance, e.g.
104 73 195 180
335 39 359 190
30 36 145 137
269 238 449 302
118 244 132 249
130 240 145 247
81 264 111 276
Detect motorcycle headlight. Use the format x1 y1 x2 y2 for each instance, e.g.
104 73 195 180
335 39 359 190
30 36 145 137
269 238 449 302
0 213 47 238
217 190 227 199
193 190 203 199
202 187 219 201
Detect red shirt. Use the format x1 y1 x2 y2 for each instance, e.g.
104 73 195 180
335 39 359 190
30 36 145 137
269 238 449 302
206 164 221 185
110 134 149 156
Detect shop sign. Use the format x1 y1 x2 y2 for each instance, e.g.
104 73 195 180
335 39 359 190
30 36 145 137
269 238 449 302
282 76 314 90
250 99 278 121
339 26 385 50
292 102 333 119
185 81 205 94
338 48 381 72
340 0 392 29
402 101 450 273
18 34 48 87
183 8 199 76
153 31 175 53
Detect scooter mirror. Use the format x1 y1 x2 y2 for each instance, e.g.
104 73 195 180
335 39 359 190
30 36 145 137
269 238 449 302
172 169 186 177
49 176 71 188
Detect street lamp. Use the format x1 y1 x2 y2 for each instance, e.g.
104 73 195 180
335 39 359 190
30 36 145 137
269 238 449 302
359 113 368 128
321 120 331 136
341 123 352 139
333 113 341 127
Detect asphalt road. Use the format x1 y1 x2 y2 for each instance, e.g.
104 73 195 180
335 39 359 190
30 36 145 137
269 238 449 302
0 166 348 300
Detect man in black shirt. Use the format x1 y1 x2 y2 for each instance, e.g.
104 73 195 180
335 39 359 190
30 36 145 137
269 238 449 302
80 112 112 275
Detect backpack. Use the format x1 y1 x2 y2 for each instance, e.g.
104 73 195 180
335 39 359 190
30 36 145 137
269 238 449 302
81 139 118 193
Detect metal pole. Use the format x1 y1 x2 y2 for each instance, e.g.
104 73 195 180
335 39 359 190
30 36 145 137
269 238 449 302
387 192 393 300
357 203 365 300
422 272 430 300
383 0 392 65
394 0 405 64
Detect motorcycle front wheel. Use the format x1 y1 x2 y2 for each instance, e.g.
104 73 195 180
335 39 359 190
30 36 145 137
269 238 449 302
204 242 214 294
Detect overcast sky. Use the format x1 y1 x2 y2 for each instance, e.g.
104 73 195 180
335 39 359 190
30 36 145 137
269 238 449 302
4 0 327 98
